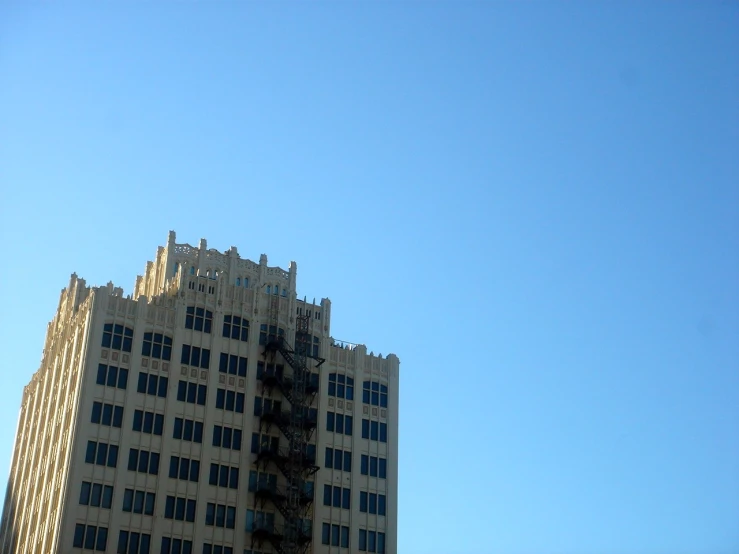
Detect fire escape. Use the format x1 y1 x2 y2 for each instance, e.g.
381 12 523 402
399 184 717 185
252 294 323 554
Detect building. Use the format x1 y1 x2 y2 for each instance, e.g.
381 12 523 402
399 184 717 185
0 231 398 554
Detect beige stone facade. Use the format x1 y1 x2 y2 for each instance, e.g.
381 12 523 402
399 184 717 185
0 231 398 554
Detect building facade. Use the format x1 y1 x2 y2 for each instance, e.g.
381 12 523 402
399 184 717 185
0 231 398 554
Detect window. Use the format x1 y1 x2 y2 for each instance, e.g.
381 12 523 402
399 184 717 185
258 324 284 345
215 388 244 413
325 447 351 472
359 530 366 551
127 448 160 475
161 537 193 554
327 411 352 435
141 332 172 360
328 373 354 400
91 402 124 428
185 306 212 333
212 425 242 450
360 492 386 515
180 344 211 368
102 323 133 352
202 544 234 554
247 471 278 493
79 482 113 509
169 456 200 482
96 364 128 389
358 529 385 552
321 523 348 547
117 530 151 554
322 485 351 509
73 524 108 551
132 409 164 435
173 417 203 443
205 502 236 529
360 455 387 477
361 419 387 442
85 441 118 468
122 489 155 515
136 372 168 398
177 380 208 406
208 463 239 489
219 353 247 377
295 333 320 358
253 397 282 417
164 495 196 522
245 510 275 533
363 380 388 407
250 433 280 454
222 315 249 342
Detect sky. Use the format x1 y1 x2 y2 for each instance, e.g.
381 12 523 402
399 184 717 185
0 2 737 553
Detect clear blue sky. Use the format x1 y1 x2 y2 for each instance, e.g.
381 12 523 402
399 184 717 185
1 2 737 553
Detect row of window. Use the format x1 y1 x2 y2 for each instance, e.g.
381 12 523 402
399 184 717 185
321 523 350 548
174 417 203 443
133 409 164 435
326 412 353 435
205 502 236 528
72 524 107 551
79 482 113 509
123 488 155 515
323 485 351 509
137 372 169 398
185 307 213 333
363 380 389 407
128 448 160 475
328 372 354 400
213 425 242 450
325 447 352 472
362 419 388 443
177 380 208 405
359 529 386 553
215 388 245 413
360 491 387 515
165 495 196 522
361 455 388 478
74 528 246 554
84 441 118 468
181 344 211 368
96 364 128 389
219 353 247 376
91 402 123 428
223 315 249 342
142 332 172 360
102 323 133 352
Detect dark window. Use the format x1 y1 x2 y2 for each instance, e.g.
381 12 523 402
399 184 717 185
362 419 369 439
141 332 173 360
164 495 196 522
325 447 332 468
102 323 133 352
168 456 199 482
370 456 378 477
128 448 159 475
332 524 340 546
222 314 249 342
137 372 168 398
133 409 163 436
326 412 334 432
359 529 367 551
117 530 151 554
371 420 378 441
380 422 387 442
219 352 248 377
96 364 128 389
343 487 351 509
379 457 387 478
258 324 284 345
161 537 193 554
72 524 107 551
215 388 243 413
328 373 354 399
209 463 238 489
341 526 350 548
360 491 367 512
85 441 117 468
180 344 211 368
177 381 207 406
185 306 213 333
322 523 330 545
379 494 386 515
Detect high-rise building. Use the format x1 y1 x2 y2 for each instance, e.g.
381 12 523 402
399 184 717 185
0 231 399 554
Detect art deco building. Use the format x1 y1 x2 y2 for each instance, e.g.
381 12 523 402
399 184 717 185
0 231 398 554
